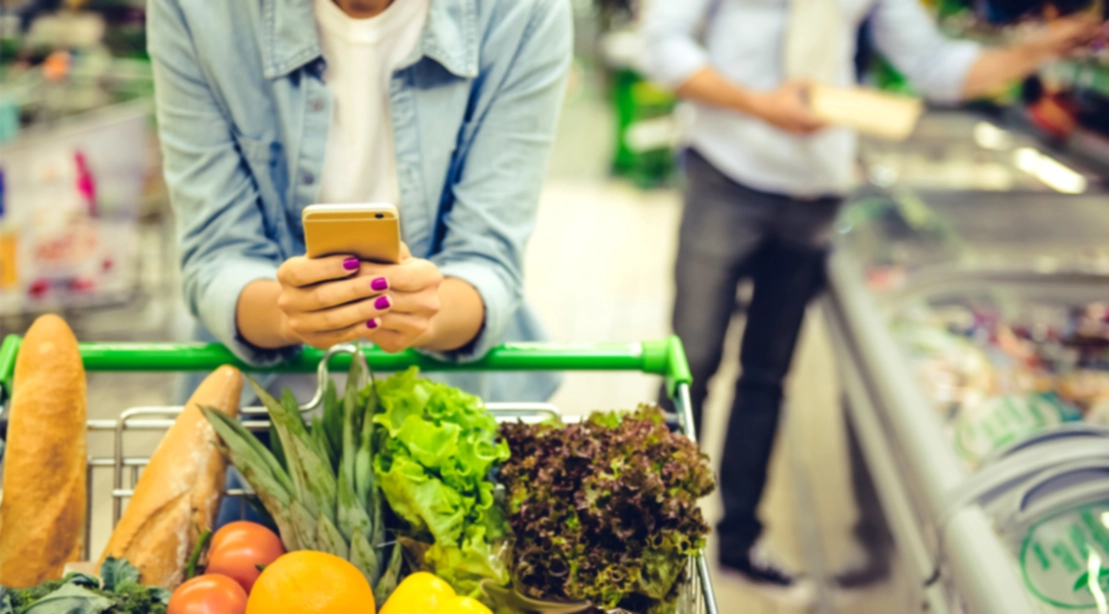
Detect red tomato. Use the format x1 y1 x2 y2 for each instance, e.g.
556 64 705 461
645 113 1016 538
206 521 286 593
167 574 247 614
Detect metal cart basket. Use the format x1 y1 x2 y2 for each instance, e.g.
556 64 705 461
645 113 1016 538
0 335 719 614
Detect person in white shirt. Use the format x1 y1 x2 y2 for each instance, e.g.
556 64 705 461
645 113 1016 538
314 0 429 210
149 0 572 523
641 0 1104 602
150 0 573 403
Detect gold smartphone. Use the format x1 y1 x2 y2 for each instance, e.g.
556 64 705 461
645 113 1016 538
303 203 402 264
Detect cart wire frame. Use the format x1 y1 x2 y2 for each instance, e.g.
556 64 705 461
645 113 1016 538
0 336 719 614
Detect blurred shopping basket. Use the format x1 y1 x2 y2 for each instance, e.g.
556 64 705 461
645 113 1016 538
0 336 719 614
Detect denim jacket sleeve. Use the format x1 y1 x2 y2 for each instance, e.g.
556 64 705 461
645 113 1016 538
428 0 572 361
148 0 293 366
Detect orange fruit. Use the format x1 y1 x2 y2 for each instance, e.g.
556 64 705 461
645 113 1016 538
245 551 375 614
379 572 455 614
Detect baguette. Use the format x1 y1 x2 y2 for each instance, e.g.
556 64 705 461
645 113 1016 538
98 366 242 588
0 314 87 587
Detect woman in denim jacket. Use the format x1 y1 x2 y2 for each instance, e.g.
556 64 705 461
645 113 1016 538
150 0 572 402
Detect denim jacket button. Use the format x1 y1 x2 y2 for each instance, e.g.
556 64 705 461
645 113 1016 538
302 171 315 185
311 98 325 112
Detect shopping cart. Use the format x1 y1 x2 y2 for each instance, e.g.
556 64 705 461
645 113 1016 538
0 335 719 614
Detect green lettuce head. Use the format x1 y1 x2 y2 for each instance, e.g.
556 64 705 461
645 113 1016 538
372 368 512 596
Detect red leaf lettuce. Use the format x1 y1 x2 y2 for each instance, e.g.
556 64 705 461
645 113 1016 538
498 406 715 613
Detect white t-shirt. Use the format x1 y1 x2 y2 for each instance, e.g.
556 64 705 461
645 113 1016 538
314 0 430 206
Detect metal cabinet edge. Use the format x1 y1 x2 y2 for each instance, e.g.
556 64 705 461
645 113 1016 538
823 248 1041 614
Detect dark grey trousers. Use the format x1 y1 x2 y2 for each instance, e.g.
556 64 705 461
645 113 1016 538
665 149 841 559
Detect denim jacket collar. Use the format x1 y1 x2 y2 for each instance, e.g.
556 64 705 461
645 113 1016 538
261 0 479 79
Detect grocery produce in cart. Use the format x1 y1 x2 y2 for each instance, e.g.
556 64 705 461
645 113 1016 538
499 408 714 612
0 330 720 613
100 367 244 588
1 557 173 613
370 368 513 597
0 315 87 587
203 362 515 608
379 572 456 613
204 522 286 593
166 573 247 614
244 550 374 614
201 362 418 603
203 363 715 612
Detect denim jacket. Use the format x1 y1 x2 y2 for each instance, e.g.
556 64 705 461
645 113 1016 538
149 0 571 401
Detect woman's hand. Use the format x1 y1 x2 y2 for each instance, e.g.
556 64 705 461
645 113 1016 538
273 250 444 352
274 254 394 349
359 257 444 353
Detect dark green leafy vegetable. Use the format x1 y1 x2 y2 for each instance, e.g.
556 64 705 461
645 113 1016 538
2 559 169 614
499 406 715 614
66 576 99 590
3 580 63 608
98 558 138 591
20 585 113 613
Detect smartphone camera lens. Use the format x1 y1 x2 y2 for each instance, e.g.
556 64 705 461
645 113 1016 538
375 213 384 219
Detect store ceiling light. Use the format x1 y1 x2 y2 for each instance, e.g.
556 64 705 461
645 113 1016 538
973 121 1013 150
1013 147 1087 194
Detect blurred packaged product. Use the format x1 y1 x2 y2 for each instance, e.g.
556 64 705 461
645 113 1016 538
1084 397 1109 426
895 296 1109 459
953 393 1081 466
0 96 20 144
0 168 15 290
25 12 106 51
0 102 148 316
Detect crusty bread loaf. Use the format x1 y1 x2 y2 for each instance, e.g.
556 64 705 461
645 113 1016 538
0 314 87 587
98 366 242 588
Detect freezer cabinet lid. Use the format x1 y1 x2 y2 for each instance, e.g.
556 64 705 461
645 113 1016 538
946 434 1109 516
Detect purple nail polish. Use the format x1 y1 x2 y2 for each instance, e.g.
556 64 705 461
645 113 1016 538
343 257 359 271
371 277 388 291
375 296 391 310
366 319 379 329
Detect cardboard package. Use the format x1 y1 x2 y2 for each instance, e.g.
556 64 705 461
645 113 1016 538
810 85 924 141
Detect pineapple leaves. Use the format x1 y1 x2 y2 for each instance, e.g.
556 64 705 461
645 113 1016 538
206 375 387 583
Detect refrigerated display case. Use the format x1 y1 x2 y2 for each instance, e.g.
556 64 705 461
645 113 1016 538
824 111 1109 613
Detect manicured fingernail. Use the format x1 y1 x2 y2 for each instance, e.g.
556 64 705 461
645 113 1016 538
343 257 359 271
366 318 379 329
375 296 391 310
371 277 388 291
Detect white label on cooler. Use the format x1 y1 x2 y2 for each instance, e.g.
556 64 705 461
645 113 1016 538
954 394 1079 466
1020 502 1109 611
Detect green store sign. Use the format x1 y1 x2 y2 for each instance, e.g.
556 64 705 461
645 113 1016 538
1021 502 1109 610
955 394 1079 465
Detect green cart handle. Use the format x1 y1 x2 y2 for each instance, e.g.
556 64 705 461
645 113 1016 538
0 335 692 404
